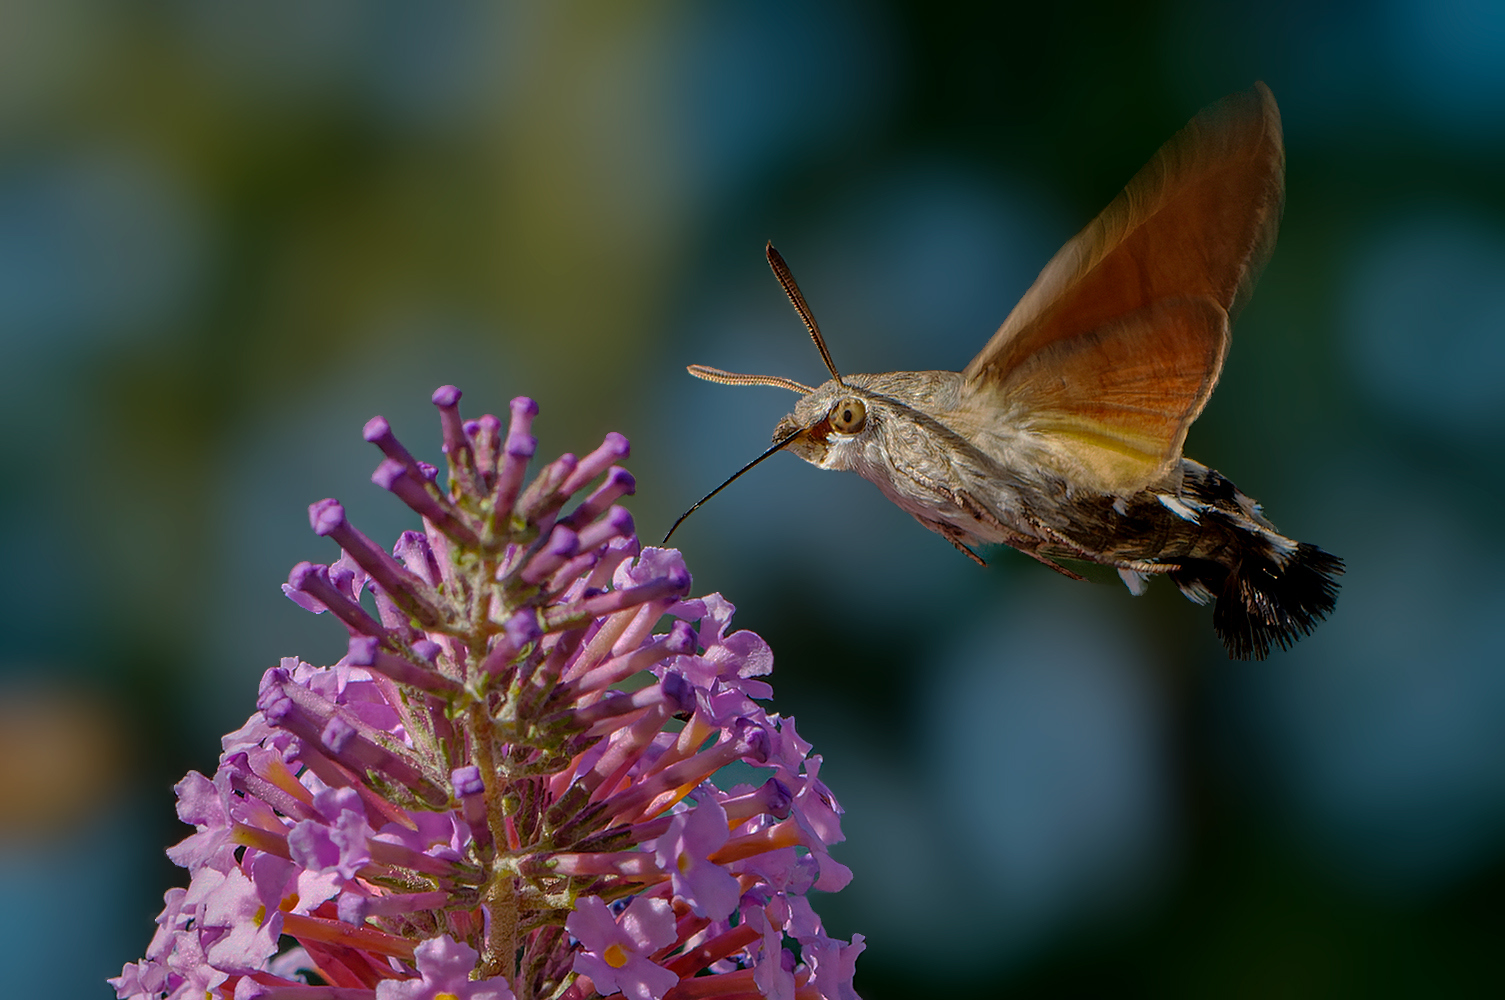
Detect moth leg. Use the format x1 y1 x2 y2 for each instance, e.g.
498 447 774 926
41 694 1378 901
1113 559 1180 596
943 485 1087 581
1018 548 1087 581
1019 512 1100 562
1115 558 1180 574
886 460 1084 578
948 487 1009 533
888 460 1023 545
945 488 1089 580
947 485 1073 561
922 518 987 567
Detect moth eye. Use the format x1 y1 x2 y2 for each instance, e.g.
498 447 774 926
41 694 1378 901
830 397 867 434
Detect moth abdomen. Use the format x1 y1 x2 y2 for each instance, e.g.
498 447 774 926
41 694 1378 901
1142 473 1343 660
1037 461 1343 659
1164 471 1341 659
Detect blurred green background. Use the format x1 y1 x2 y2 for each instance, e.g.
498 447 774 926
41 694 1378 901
4 2 1505 997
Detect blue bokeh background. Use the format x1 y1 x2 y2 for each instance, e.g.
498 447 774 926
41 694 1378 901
3 2 1504 996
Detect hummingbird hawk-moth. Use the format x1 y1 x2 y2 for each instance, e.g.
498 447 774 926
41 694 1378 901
668 83 1342 659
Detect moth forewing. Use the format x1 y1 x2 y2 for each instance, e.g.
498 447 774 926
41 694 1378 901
964 83 1282 390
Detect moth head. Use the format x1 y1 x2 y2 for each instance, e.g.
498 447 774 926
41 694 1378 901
773 381 873 468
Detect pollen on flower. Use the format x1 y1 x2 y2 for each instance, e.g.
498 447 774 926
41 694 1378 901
111 386 863 1000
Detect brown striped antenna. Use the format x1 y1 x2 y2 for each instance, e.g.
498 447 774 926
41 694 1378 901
765 242 844 386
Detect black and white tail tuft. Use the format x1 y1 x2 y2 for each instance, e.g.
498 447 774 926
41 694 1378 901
1190 542 1343 659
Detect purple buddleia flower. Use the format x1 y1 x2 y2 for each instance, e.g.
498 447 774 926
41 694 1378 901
165 771 236 872
566 896 678 1000
804 933 867 1000
746 905 796 1000
649 793 741 921
199 855 294 973
374 936 514 1000
112 387 864 1000
286 787 374 880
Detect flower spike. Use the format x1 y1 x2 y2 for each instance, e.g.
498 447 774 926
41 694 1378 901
115 387 864 1000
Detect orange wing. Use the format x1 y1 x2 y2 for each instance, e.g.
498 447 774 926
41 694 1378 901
963 83 1284 494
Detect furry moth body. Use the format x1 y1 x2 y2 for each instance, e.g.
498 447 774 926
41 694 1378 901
674 83 1342 659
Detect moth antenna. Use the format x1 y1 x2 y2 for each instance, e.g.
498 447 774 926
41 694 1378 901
766 242 844 386
663 426 804 544
687 365 813 395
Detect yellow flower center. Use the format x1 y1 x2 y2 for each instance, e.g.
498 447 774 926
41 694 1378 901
252 904 266 928
603 943 630 969
436 994 460 1000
